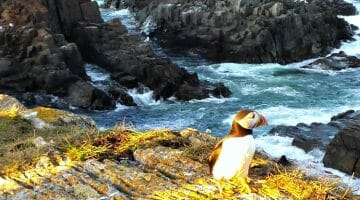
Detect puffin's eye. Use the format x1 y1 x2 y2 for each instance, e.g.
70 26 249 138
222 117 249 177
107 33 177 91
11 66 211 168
251 113 256 119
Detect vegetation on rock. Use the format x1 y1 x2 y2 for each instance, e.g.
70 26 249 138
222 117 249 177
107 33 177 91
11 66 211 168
0 114 354 199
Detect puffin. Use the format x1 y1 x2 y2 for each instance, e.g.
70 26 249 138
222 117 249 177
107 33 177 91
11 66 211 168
209 109 268 191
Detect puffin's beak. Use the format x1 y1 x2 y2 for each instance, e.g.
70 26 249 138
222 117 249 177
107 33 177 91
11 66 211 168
256 115 268 127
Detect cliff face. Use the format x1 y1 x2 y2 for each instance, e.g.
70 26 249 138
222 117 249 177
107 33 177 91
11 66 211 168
113 0 356 64
0 0 231 110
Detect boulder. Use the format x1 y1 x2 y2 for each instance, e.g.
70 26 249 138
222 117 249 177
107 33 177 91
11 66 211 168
269 110 360 152
80 1 104 24
32 106 95 128
0 93 95 129
323 124 360 177
108 80 136 106
302 51 360 71
67 80 116 110
0 94 27 116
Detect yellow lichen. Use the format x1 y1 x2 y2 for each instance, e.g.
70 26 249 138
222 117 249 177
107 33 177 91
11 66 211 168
32 107 66 123
0 105 22 118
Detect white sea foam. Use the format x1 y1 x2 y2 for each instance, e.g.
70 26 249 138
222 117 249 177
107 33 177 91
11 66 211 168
189 96 238 104
141 16 157 36
128 87 161 106
333 0 360 56
95 0 104 6
256 135 360 194
241 85 301 97
114 102 129 111
85 64 110 82
222 105 360 127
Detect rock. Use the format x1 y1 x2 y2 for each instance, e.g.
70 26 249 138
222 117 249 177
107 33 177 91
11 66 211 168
1 0 230 108
268 110 360 152
131 0 354 64
32 136 49 148
111 72 139 88
302 51 360 71
323 124 360 177
108 80 136 106
80 1 104 24
0 94 96 128
59 43 87 78
67 80 116 110
0 94 27 115
70 19 231 101
32 106 96 128
277 155 291 167
310 0 357 16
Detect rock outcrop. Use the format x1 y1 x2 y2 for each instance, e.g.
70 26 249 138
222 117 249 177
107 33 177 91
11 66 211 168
269 110 360 153
0 0 115 110
269 110 360 176
0 0 231 108
323 124 360 177
0 94 95 128
70 18 231 100
302 51 360 71
0 125 354 199
121 0 355 64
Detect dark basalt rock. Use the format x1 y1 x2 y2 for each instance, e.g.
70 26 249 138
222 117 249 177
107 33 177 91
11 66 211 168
0 0 116 110
323 124 360 177
1 0 229 109
269 110 360 153
310 0 358 16
70 18 231 101
118 0 355 64
302 51 360 71
269 110 360 176
108 80 137 106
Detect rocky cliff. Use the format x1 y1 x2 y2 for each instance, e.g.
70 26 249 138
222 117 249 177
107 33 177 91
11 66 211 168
114 0 357 64
0 0 230 110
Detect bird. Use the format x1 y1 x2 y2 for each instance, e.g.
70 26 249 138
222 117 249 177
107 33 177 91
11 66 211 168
208 109 268 193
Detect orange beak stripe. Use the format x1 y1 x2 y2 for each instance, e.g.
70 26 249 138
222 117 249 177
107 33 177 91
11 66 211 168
259 115 268 126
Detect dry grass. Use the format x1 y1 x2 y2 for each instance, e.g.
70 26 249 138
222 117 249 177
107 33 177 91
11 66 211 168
0 116 93 175
257 167 340 199
63 125 184 161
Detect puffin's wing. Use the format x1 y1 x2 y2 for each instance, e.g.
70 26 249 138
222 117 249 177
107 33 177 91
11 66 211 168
208 138 225 174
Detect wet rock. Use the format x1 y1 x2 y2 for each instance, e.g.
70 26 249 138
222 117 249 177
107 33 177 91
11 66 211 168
71 19 231 101
269 110 360 152
67 80 116 110
111 72 139 89
277 155 291 167
302 51 360 71
130 0 354 64
323 124 360 177
0 0 117 110
80 1 104 24
310 0 357 16
108 80 136 106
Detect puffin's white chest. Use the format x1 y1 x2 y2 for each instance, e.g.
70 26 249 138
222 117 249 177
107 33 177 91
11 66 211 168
212 135 255 180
